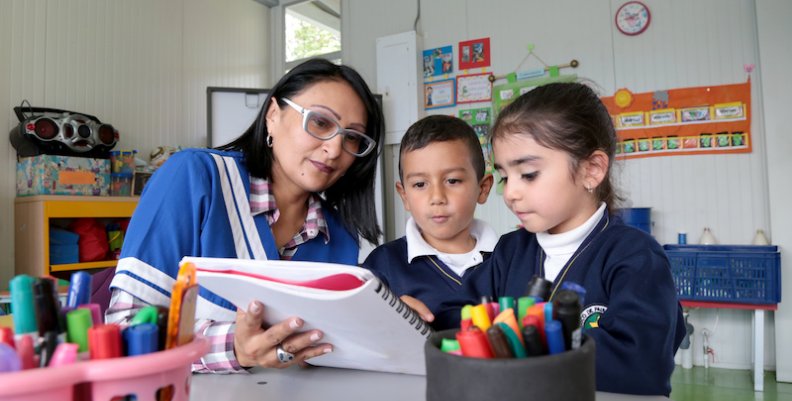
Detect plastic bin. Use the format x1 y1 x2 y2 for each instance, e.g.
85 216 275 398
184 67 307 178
664 245 781 304
0 335 208 401
615 207 651 234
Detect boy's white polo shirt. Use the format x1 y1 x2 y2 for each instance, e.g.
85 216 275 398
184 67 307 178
405 217 498 277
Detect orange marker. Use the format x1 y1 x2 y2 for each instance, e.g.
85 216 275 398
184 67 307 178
165 262 199 350
493 308 523 344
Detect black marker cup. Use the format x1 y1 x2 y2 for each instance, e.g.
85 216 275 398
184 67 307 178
425 329 595 401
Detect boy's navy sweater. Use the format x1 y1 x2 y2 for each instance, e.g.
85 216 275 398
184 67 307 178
362 237 488 331
466 212 685 396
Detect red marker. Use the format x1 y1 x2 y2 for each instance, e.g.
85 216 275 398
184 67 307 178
88 324 122 359
456 327 493 359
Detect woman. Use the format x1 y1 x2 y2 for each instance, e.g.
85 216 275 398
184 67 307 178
106 59 384 372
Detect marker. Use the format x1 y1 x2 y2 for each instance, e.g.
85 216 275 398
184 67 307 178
479 296 498 320
470 304 492 331
0 343 21 372
485 325 514 358
516 296 535 328
40 331 60 367
0 327 15 349
544 302 554 325
33 278 64 337
498 296 515 315
130 306 159 326
16 335 36 369
166 262 199 349
460 305 473 331
455 327 493 359
496 322 527 358
49 342 79 367
492 308 523 343
9 275 38 338
79 303 103 326
66 271 92 308
88 324 122 359
525 275 552 302
522 324 545 356
439 338 462 356
559 282 586 306
552 289 582 350
123 323 159 356
545 320 566 354
66 308 93 353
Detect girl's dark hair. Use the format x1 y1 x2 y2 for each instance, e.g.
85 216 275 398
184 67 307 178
398 115 486 182
490 82 622 211
219 58 384 245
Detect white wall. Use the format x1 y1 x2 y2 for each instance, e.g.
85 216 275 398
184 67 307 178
756 0 792 382
0 0 271 288
345 0 789 371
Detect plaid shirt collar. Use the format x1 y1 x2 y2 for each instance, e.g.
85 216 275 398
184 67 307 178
249 176 330 244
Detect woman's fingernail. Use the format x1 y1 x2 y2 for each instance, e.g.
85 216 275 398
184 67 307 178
310 332 321 342
323 347 332 354
289 318 302 329
248 301 261 314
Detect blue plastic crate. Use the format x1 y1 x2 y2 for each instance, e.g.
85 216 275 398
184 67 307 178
663 245 781 304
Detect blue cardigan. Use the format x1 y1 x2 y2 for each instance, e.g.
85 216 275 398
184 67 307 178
112 148 359 319
466 212 685 396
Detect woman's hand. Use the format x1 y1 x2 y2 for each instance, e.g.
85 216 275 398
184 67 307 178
234 300 332 368
400 295 434 323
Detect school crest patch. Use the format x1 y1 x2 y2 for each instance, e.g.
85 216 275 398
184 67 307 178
581 304 607 329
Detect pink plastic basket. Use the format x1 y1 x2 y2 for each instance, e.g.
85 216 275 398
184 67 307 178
0 335 209 401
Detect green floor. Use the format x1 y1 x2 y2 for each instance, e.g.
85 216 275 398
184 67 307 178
671 367 792 401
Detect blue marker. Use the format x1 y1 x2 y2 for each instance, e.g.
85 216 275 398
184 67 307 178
66 271 92 308
545 320 566 354
544 302 554 325
123 323 159 356
10 275 38 338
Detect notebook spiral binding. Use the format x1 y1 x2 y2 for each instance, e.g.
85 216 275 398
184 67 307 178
375 282 434 337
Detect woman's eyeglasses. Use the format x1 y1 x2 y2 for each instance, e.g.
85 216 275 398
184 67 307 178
281 98 375 157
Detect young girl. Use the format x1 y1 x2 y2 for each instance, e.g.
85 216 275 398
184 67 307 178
471 82 684 396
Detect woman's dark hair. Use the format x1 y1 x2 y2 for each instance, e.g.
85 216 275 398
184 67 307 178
219 58 384 245
398 115 486 182
490 82 622 211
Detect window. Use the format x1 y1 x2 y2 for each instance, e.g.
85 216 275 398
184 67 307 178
284 0 341 71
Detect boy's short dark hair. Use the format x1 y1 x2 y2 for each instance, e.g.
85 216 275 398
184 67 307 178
398 115 486 182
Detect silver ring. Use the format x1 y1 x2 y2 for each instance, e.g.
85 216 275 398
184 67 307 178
275 344 295 364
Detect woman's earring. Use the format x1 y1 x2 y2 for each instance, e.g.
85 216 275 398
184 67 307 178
266 134 273 148
585 184 594 194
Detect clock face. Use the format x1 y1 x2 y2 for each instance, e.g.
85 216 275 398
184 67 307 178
615 1 651 36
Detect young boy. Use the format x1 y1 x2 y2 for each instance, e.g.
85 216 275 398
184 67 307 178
362 115 496 330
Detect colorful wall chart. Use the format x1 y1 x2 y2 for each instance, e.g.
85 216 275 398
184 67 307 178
601 81 752 159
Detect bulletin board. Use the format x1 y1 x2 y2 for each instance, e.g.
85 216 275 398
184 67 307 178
601 81 751 159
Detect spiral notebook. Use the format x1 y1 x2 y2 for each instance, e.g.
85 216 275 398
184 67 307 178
185 256 432 375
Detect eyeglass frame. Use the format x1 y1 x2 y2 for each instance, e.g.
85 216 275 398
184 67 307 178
280 97 376 157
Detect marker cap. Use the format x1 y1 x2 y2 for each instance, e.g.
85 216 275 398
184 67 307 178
66 271 92 308
10 275 38 335
123 323 159 356
88 324 122 360
0 343 21 372
66 308 94 352
0 327 15 349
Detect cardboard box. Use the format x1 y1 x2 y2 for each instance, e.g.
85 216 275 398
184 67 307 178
16 155 110 196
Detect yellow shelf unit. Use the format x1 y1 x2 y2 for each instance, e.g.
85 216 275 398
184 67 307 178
14 195 138 278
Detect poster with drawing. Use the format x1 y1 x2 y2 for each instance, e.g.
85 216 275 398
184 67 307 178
424 79 456 110
458 37 490 70
456 73 492 104
422 46 454 78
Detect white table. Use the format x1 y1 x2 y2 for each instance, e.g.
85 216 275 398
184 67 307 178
682 300 775 392
190 366 670 401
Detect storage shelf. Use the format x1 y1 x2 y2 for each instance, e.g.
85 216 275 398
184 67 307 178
50 260 120 273
15 195 138 277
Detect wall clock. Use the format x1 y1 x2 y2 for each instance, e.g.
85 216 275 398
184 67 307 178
615 1 651 36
